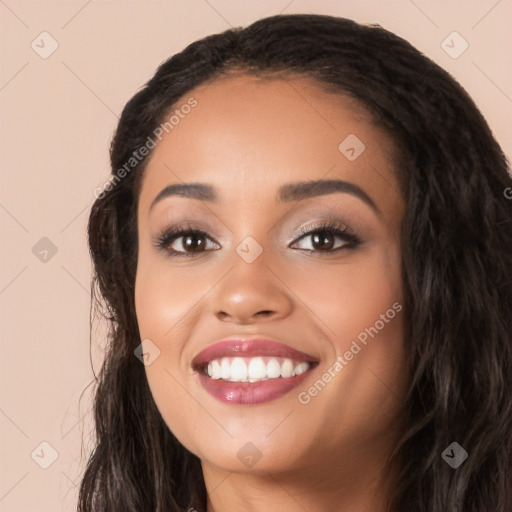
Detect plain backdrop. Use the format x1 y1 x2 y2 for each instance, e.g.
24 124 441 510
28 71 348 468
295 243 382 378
0 1 511 510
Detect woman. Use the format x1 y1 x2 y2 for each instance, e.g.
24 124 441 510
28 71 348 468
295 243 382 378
79 14 512 512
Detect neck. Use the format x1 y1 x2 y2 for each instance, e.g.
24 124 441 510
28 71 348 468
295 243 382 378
202 444 400 512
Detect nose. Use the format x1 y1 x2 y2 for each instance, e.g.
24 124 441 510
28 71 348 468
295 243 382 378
211 255 293 325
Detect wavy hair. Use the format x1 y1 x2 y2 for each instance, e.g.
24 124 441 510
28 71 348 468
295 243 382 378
78 13 512 512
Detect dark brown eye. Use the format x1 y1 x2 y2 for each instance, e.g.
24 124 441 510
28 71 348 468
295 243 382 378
291 222 360 253
156 227 219 257
310 231 336 251
178 233 207 252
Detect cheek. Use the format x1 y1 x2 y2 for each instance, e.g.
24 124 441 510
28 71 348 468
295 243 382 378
282 243 404 347
286 244 407 422
133 256 254 459
134 259 213 455
134 224 225 343
135 262 211 341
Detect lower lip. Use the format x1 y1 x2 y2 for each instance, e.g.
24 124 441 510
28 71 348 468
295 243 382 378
196 368 314 405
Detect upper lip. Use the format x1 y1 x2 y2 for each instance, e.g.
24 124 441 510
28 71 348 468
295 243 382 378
192 338 319 369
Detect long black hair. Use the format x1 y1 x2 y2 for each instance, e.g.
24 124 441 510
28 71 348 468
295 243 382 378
79 13 512 512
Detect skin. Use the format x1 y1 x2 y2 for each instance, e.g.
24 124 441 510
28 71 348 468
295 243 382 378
135 74 409 512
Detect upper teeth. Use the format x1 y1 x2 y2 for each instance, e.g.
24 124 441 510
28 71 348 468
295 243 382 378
206 357 311 382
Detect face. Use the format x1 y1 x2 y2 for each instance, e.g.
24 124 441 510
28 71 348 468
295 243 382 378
135 74 408 481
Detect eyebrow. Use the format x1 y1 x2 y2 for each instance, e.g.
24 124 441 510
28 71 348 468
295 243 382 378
149 179 380 214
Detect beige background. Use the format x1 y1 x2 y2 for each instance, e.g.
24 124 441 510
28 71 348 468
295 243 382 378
0 1 510 510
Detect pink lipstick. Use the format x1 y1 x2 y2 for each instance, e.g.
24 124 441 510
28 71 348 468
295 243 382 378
192 338 318 405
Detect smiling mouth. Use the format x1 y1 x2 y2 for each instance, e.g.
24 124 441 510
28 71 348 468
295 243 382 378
195 359 318 405
198 356 316 383
192 337 319 404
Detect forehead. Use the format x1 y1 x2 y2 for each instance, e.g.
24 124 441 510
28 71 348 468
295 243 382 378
138 74 402 214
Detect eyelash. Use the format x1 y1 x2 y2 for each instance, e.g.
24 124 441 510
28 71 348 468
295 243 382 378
154 220 361 258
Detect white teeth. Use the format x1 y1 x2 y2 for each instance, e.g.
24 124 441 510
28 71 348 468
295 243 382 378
266 358 281 379
248 357 267 379
280 359 294 378
294 362 309 376
205 356 312 382
211 360 221 380
230 357 247 381
220 358 231 380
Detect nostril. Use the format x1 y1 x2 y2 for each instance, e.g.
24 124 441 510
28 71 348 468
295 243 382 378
256 310 274 317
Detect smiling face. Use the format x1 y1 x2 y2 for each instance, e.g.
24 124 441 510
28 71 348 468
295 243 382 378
134 74 408 487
